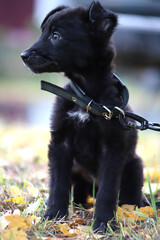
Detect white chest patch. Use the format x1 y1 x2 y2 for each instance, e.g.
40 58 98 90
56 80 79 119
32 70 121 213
67 110 90 123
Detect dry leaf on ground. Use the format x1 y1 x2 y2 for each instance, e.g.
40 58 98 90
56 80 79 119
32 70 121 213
117 205 155 222
57 222 79 237
5 214 32 230
9 185 22 198
4 196 26 205
1 227 28 240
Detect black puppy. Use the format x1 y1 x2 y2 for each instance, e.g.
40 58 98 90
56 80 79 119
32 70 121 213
21 2 143 233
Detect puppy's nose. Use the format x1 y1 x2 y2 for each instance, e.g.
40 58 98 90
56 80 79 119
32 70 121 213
21 50 30 60
21 50 36 60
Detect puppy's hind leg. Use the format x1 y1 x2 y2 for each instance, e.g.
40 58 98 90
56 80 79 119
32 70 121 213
119 154 143 207
72 169 98 206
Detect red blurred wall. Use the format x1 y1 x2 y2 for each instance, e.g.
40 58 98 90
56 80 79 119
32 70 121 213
0 0 34 29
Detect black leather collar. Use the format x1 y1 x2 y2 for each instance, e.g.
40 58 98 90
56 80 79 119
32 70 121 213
41 73 129 120
41 74 160 131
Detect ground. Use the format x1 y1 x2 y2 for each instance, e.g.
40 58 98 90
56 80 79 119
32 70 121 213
0 124 160 239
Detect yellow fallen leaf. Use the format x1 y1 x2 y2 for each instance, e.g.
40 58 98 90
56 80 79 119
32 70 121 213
138 206 155 219
121 204 136 211
116 206 124 221
123 210 138 221
25 181 39 198
1 227 27 240
117 206 138 222
5 196 26 205
5 215 32 231
58 223 77 237
117 205 155 223
9 185 22 198
58 223 70 236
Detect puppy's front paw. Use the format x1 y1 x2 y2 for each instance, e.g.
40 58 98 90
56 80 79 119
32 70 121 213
43 210 56 221
93 221 107 234
43 208 68 221
93 219 117 234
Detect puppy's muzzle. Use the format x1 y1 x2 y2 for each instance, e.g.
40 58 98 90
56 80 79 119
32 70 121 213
21 49 36 61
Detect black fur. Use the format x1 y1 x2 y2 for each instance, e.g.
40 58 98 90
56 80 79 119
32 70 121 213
21 2 143 233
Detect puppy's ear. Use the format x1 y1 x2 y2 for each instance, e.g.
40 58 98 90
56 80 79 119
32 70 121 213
88 2 117 32
41 6 68 29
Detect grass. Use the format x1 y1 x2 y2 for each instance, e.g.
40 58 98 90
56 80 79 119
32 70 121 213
0 124 160 239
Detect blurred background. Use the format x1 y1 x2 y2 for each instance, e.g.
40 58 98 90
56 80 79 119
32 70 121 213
0 0 160 126
0 0 159 208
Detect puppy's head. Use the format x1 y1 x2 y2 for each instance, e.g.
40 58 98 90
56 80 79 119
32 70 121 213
21 2 117 74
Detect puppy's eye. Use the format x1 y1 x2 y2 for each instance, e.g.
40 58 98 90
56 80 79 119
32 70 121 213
52 32 61 41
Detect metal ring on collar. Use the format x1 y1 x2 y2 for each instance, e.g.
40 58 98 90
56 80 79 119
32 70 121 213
114 106 125 118
102 106 112 120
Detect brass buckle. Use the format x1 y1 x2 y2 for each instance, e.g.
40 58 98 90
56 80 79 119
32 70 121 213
102 106 112 120
86 100 93 112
